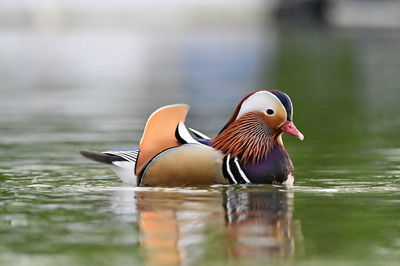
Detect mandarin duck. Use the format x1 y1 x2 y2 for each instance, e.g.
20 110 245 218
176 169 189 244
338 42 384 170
80 90 303 186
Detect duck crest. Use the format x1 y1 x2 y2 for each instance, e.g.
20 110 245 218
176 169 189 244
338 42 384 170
211 112 279 165
217 91 259 134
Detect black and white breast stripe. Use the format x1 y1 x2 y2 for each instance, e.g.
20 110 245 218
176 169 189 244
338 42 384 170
223 154 252 184
103 150 139 162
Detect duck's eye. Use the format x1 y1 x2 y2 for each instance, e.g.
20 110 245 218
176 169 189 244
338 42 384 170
266 109 274 115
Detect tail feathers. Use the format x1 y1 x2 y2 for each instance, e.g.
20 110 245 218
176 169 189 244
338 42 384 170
80 149 138 185
109 161 137 184
80 150 126 164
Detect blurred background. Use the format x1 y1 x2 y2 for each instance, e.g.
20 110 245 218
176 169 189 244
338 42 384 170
1 0 399 147
1 1 399 266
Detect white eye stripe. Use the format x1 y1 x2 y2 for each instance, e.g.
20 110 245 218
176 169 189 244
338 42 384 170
237 91 286 120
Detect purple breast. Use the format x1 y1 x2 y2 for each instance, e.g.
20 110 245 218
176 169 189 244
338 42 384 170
245 144 294 184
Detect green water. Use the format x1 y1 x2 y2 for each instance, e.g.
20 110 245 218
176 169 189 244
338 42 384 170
1 24 400 265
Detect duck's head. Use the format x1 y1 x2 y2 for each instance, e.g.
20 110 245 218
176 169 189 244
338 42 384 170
212 90 303 165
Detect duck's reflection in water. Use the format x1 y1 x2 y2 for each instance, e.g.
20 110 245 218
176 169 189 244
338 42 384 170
224 187 299 259
134 186 302 265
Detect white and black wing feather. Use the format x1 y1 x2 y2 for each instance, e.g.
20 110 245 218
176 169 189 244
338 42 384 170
189 127 211 140
175 122 211 145
103 149 139 163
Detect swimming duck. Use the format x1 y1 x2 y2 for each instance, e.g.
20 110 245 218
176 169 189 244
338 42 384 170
80 90 303 186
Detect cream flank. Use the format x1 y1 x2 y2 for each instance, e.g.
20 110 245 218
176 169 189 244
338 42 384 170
140 144 227 186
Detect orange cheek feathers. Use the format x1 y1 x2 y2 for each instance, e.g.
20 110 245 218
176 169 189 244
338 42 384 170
260 109 287 130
